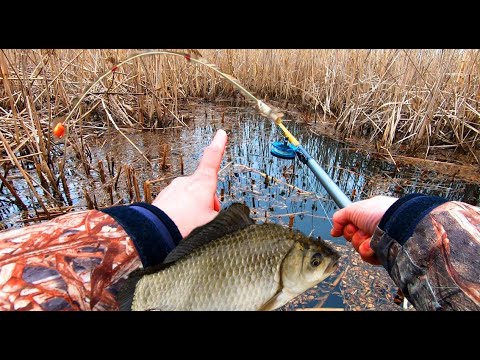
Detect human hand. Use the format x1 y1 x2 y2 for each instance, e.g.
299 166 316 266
330 196 398 265
152 129 227 238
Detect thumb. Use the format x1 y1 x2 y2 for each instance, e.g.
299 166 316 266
195 129 227 178
331 208 352 237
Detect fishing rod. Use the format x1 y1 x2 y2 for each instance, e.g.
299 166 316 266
60 49 352 209
256 101 352 209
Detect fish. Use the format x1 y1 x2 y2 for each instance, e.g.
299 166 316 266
118 203 340 311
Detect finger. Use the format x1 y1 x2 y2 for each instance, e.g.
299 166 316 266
331 222 358 239
195 129 227 178
360 255 382 265
214 193 221 212
344 224 358 241
331 208 358 236
331 211 348 237
351 230 369 252
331 209 350 230
330 228 343 237
359 239 382 265
359 239 376 259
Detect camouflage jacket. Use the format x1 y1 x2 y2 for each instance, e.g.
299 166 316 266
0 203 182 310
371 194 480 311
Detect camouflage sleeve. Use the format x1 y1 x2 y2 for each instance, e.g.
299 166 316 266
0 210 142 311
371 194 480 311
0 203 182 311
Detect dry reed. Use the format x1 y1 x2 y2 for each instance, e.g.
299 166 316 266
1 49 479 225
1 49 478 156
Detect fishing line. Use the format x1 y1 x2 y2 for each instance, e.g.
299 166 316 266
316 196 333 227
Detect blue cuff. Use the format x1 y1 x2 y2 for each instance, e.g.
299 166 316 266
378 193 448 245
101 203 183 267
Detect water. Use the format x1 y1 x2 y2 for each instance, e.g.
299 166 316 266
1 104 479 309
187 110 478 243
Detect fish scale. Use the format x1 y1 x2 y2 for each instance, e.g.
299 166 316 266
121 203 339 311
133 225 294 311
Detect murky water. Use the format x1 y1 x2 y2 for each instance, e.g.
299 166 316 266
1 103 479 310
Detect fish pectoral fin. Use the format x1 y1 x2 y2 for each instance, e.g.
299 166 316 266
258 289 295 311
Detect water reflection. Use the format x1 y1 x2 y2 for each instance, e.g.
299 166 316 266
2 105 479 309
2 108 479 237
207 111 478 244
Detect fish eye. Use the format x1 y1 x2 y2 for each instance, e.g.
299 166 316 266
310 253 323 267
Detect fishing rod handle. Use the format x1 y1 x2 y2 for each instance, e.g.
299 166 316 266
306 159 352 209
296 146 352 209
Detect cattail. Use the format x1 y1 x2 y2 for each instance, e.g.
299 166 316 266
98 160 106 184
350 188 356 201
84 189 94 210
125 166 133 201
180 153 184 175
143 180 152 203
114 165 123 191
161 144 170 170
34 162 49 192
288 215 295 229
132 168 141 202
107 184 114 205
106 154 112 177
0 171 28 212
60 169 72 206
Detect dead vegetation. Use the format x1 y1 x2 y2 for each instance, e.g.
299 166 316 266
1 49 479 225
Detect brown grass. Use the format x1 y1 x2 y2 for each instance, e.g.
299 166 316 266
1 49 478 154
0 49 479 223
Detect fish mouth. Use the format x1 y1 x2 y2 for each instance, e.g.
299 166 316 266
326 258 339 275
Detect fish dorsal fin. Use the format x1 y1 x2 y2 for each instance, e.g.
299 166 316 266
163 203 254 264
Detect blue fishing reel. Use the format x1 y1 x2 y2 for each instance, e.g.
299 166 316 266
271 138 297 160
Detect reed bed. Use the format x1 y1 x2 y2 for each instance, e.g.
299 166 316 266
0 49 479 225
2 49 479 154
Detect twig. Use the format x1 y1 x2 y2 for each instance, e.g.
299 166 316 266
218 161 233 175
331 265 349 288
313 294 331 308
101 99 152 166
0 152 43 163
0 171 28 211
0 131 49 214
380 145 397 167
234 164 316 195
